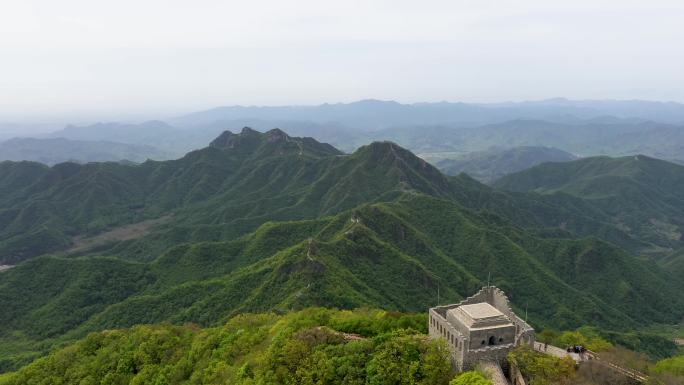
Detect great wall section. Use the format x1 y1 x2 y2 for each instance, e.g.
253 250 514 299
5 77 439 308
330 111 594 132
429 285 650 385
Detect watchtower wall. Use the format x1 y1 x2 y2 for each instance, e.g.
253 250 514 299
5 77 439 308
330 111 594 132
428 286 536 371
429 307 467 369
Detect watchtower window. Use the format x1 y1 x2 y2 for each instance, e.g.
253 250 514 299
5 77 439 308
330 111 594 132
488 336 496 345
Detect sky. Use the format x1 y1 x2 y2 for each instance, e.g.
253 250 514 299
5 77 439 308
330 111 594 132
1 0 684 121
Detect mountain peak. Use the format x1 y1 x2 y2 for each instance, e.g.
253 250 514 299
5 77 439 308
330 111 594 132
208 127 264 151
359 141 419 162
265 128 289 143
208 130 237 148
209 128 342 157
240 126 260 135
352 141 452 196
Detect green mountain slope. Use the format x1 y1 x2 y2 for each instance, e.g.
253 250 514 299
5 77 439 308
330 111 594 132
106 135 453 261
436 146 577 183
0 309 451 385
0 128 656 264
2 194 682 370
494 155 684 254
78 144 647 263
443 173 649 254
0 128 465 264
0 128 664 266
663 248 684 279
0 137 170 165
2 130 683 372
2 128 411 263
359 118 684 161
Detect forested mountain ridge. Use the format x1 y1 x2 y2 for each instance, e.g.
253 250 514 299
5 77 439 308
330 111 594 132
494 155 684 254
0 137 169 165
436 146 577 183
0 128 448 263
0 128 643 263
0 127 672 265
1 128 683 372
2 194 683 371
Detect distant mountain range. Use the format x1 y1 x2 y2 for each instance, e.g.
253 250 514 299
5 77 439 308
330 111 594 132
436 146 578 183
366 119 684 161
5 117 682 167
0 137 169 165
2 99 684 165
171 98 684 127
1 128 683 371
46 120 222 157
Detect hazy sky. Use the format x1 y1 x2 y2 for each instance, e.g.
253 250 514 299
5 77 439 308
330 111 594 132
1 0 684 120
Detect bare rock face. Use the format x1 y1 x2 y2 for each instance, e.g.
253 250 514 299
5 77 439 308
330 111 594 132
210 127 287 149
265 128 289 143
209 127 262 150
209 127 342 157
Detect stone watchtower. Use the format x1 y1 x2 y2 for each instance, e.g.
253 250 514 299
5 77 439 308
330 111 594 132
428 286 535 371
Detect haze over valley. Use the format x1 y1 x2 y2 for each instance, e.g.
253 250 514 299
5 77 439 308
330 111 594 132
4 98 684 173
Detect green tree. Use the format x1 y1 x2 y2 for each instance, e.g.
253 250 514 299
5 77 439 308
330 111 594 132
418 339 452 385
364 330 451 385
449 371 492 385
655 356 684 377
366 333 421 385
508 346 575 385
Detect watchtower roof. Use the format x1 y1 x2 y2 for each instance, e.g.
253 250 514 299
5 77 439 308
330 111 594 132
447 302 513 330
461 303 505 319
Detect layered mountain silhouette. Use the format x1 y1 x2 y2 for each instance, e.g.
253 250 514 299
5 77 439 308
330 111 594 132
171 99 684 127
11 99 684 165
436 146 577 183
1 128 683 371
0 128 447 262
0 137 169 165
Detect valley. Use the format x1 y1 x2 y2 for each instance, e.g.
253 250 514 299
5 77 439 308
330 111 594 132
0 128 683 382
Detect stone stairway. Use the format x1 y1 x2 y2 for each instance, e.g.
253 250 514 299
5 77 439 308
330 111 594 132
479 361 510 385
533 341 648 383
